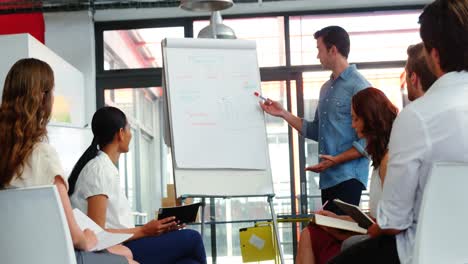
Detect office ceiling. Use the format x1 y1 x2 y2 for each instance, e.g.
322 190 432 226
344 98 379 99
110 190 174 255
0 0 288 14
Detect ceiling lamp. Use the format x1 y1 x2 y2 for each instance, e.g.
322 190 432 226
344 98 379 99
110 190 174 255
197 11 236 39
180 0 234 12
180 0 236 39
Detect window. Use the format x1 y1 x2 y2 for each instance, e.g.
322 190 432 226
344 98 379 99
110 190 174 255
360 68 405 110
290 11 421 65
301 71 329 211
96 8 424 263
104 27 185 70
262 81 291 214
193 17 286 67
104 88 163 219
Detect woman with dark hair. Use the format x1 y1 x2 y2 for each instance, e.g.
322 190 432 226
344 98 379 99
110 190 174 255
0 58 132 264
69 106 207 264
296 87 398 264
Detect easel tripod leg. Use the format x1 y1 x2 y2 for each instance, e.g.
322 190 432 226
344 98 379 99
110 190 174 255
268 196 285 264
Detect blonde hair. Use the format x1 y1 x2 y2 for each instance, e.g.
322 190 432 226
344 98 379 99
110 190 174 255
0 58 54 187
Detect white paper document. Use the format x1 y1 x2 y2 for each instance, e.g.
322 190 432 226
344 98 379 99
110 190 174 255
73 208 132 251
248 234 265 250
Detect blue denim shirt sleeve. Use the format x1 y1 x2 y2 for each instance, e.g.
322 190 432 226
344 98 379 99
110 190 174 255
353 138 369 158
301 109 319 141
348 65 370 158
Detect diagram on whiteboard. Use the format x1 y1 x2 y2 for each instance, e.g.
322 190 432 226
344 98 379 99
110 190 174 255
165 43 268 170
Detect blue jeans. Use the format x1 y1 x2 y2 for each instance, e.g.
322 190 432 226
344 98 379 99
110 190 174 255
124 229 207 264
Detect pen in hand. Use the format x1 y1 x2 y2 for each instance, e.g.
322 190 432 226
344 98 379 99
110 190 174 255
316 200 329 213
254 91 271 104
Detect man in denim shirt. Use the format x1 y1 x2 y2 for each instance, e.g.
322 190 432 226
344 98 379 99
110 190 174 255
260 26 370 214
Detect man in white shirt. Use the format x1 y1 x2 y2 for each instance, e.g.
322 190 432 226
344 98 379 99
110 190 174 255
329 0 468 263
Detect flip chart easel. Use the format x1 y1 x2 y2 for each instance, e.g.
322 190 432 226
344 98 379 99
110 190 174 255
162 38 284 263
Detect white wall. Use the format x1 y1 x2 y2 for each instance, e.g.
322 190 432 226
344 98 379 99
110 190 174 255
44 11 96 124
43 12 97 176
48 126 93 176
0 35 29 89
0 34 86 127
95 0 431 21
0 33 91 176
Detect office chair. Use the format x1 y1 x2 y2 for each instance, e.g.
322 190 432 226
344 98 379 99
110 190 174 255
0 185 76 264
413 162 468 264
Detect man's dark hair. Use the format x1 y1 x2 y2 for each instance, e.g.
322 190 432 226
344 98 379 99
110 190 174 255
419 0 468 72
406 43 437 92
314 26 350 58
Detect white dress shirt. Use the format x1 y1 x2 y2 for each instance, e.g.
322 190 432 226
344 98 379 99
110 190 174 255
377 71 468 264
70 151 134 229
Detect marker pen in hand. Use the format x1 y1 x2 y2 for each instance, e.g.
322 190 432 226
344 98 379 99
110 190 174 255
254 91 272 105
254 91 268 101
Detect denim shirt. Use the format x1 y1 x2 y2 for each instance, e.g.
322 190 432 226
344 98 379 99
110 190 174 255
302 65 370 189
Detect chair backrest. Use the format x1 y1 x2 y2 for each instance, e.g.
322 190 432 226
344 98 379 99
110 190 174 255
0 185 76 264
413 162 468 264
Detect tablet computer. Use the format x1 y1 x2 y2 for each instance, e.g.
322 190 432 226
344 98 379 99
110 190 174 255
157 202 201 224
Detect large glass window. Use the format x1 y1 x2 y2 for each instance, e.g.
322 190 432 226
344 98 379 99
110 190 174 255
104 88 163 220
104 27 185 70
193 17 286 67
360 68 405 110
261 81 291 214
262 80 294 261
302 71 328 212
96 8 423 263
290 11 421 65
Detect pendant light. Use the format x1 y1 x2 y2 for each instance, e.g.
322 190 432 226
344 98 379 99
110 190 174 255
197 11 236 39
180 0 234 12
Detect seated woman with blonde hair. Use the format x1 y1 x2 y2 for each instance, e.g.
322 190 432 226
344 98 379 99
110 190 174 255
0 58 137 264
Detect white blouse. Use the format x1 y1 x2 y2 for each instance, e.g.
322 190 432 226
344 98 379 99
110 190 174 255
70 151 134 229
368 168 383 218
10 142 67 188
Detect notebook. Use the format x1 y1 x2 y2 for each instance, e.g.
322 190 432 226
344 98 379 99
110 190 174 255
333 199 375 229
314 214 367 234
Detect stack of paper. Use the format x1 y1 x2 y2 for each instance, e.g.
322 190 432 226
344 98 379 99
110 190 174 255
73 209 132 251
